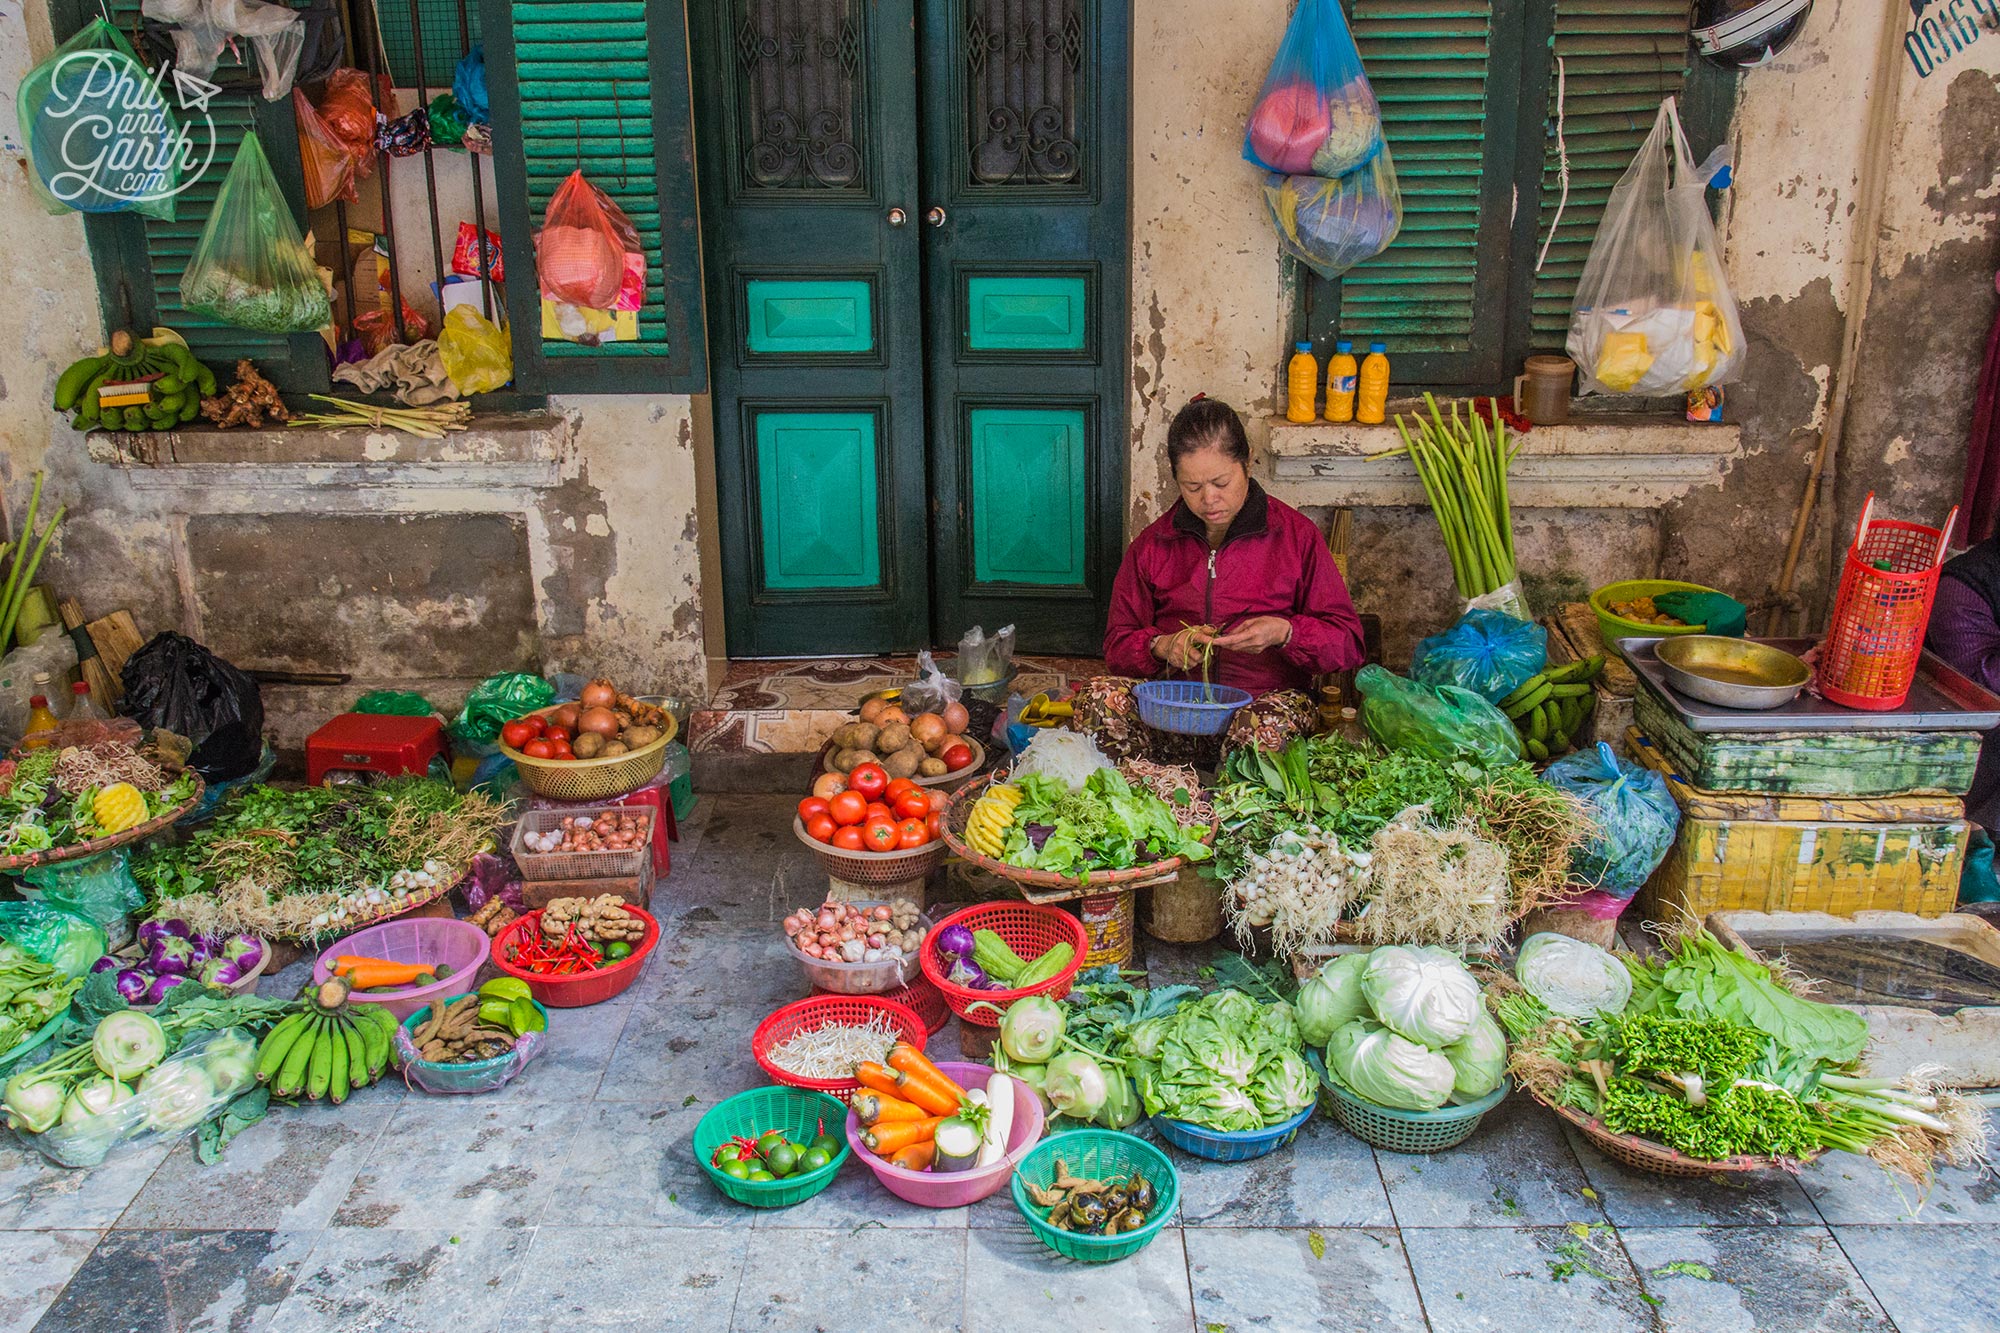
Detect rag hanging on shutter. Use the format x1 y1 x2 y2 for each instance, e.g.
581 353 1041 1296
1958 271 2000 547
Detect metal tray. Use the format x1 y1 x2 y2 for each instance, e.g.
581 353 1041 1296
1618 637 2000 733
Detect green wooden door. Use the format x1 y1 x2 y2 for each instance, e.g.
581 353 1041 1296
698 0 1127 658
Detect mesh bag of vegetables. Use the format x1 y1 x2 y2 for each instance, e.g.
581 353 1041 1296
179 130 332 333
1355 665 1524 768
1541 742 1680 897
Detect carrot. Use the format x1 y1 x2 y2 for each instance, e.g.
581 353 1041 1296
863 1115 943 1156
887 1042 964 1096
851 1091 928 1125
854 1062 906 1102
886 1141 936 1171
332 959 433 988
883 1046 965 1116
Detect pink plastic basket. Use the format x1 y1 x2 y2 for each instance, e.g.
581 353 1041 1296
842 1060 1045 1207
312 916 493 1021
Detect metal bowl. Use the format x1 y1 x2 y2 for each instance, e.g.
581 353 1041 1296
1655 636 1809 711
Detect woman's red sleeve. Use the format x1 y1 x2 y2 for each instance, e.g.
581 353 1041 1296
1279 528 1366 675
1102 541 1165 678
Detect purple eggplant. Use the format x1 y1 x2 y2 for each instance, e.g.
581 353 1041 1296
149 936 195 976
222 934 264 969
935 924 976 960
945 955 990 990
187 935 214 967
158 918 190 939
114 969 151 1003
144 974 187 1005
136 919 172 947
90 955 121 974
198 957 241 987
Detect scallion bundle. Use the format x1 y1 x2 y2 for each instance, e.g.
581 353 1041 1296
1385 395 1520 601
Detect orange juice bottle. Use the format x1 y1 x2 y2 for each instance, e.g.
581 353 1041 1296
21 687 59 750
1357 341 1391 424
1286 341 1318 423
1325 340 1358 422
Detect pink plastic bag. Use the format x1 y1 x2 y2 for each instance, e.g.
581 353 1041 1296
535 169 641 308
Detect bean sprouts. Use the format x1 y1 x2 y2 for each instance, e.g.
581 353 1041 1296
765 1014 901 1082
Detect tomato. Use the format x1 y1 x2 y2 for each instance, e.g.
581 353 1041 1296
500 720 538 750
894 793 930 821
926 789 949 814
862 818 900 852
543 725 571 744
831 825 866 851
941 743 974 771
797 796 831 823
884 778 919 803
925 812 944 840
805 814 838 843
549 740 575 760
864 801 893 824
811 772 848 801
896 818 929 849
848 762 889 801
828 791 868 826
522 738 555 759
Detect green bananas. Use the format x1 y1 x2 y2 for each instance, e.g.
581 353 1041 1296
255 994 398 1103
1500 654 1605 761
53 329 216 433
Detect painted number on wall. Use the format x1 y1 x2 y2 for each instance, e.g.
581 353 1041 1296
1906 0 1999 77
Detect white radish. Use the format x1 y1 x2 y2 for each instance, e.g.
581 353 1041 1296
978 1072 1013 1166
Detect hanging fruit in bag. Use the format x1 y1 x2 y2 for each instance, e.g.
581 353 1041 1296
1243 0 1384 179
535 169 641 309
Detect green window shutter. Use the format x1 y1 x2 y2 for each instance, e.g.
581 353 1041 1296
58 1 329 394
1528 0 1692 352
375 0 481 90
482 0 707 394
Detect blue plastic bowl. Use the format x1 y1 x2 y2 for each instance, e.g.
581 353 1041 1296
1150 1101 1315 1162
1131 680 1252 736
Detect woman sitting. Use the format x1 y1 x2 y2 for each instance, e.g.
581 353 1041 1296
1076 395 1366 759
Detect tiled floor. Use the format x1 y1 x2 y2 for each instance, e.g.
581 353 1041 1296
7 794 1997 1333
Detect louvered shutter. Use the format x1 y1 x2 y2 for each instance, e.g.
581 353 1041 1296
482 0 707 394
61 1 329 393
1528 0 1692 351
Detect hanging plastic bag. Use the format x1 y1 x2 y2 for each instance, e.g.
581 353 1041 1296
438 305 513 394
119 633 266 783
1261 148 1403 280
453 46 490 125
20 19 184 222
1243 0 1383 178
1541 741 1680 897
1411 610 1548 704
1355 664 1525 768
536 170 639 308
1567 97 1744 396
293 87 362 208
180 132 332 333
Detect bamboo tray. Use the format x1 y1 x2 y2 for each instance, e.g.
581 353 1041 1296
941 771 1214 904
0 775 206 874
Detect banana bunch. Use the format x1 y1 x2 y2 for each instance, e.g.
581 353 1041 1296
254 979 398 1104
54 329 216 433
1499 655 1605 761
965 783 1024 858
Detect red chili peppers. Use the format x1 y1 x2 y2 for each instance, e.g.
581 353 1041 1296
506 922 604 975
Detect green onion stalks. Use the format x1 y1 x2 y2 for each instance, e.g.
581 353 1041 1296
1382 395 1520 601
0 472 65 653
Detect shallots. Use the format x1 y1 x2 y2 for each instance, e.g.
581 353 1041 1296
784 897 924 964
520 811 650 855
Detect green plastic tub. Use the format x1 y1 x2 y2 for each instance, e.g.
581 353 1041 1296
1011 1129 1179 1263
693 1086 850 1208
1590 579 1722 654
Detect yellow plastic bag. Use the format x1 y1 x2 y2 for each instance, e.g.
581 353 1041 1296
438 305 511 394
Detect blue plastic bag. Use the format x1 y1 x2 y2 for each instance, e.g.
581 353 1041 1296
453 45 489 126
1411 610 1549 704
1243 0 1383 179
1542 742 1680 898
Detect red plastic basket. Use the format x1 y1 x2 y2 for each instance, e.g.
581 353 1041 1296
488 906 659 1007
1818 497 1956 711
750 994 929 1094
817 976 951 1040
919 902 1089 1027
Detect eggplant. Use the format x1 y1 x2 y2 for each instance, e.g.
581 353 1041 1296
149 936 195 976
198 957 241 987
221 934 264 969
934 923 976 959
114 969 151 1003
90 955 121 975
135 919 171 947
143 974 187 1005
945 956 989 990
931 1113 986 1173
186 935 214 967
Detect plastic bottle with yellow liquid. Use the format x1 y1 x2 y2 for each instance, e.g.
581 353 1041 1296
1285 341 1319 423
1324 340 1358 422
1356 341 1391 424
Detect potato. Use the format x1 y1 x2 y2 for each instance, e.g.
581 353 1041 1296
572 731 607 759
831 721 879 752
876 722 913 755
917 757 947 777
600 740 629 757
832 747 876 773
622 724 662 748
882 745 925 779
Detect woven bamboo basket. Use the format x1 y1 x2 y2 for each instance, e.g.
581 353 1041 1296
497 706 677 801
941 771 1213 894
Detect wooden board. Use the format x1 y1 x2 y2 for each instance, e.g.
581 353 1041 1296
1628 728 1966 823
57 598 119 714
520 861 655 910
85 610 146 699
1553 601 1637 696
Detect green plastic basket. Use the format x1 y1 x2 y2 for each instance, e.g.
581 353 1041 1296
693 1086 851 1208
1010 1129 1180 1263
1308 1050 1508 1153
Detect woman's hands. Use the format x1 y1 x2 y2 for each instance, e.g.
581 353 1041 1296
1210 616 1294 654
1152 625 1216 670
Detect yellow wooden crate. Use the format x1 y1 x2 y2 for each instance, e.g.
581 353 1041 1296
1637 815 1968 928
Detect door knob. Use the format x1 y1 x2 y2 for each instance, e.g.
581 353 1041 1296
925 206 947 228
887 207 908 227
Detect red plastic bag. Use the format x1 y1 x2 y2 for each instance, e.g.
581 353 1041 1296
318 70 383 154
293 87 359 208
535 169 640 308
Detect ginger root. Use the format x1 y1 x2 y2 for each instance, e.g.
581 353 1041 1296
541 893 643 944
199 359 292 428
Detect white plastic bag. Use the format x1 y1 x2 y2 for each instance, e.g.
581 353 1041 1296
1567 97 1744 397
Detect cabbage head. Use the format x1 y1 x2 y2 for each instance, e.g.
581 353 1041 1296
1325 1019 1455 1112
1360 946 1480 1048
1297 952 1371 1046
1251 1049 1319 1123
1515 932 1633 1018
1442 1009 1507 1104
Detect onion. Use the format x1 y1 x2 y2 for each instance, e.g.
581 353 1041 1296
942 701 970 734
578 706 621 737
910 713 947 749
817 911 838 931
871 905 892 921
581 679 618 709
551 703 580 731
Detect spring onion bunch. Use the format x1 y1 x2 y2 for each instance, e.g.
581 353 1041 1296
1385 395 1519 600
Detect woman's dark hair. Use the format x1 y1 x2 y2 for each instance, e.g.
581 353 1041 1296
1167 395 1251 473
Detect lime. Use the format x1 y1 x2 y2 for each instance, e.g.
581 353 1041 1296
509 997 545 1036
479 977 532 1003
755 1130 786 1157
764 1143 799 1177
478 999 516 1029
721 1160 751 1180
602 940 633 961
797 1146 831 1174
809 1133 842 1157
746 1169 775 1182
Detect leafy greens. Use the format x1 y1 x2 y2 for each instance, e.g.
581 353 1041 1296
1003 769 1212 878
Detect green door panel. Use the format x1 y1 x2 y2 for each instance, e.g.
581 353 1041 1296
745 279 875 354
968 409 1087 586
964 276 1087 352
755 411 882 590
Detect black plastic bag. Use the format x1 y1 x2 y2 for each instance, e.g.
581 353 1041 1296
119 633 265 781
